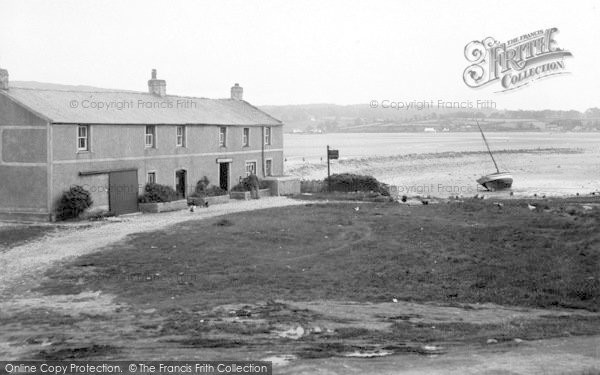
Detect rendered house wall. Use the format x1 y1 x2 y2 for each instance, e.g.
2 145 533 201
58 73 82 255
50 123 284 212
0 94 49 220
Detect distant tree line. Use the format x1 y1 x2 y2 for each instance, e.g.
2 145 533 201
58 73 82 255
261 104 600 123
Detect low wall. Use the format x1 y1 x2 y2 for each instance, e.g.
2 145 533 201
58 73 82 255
139 199 188 213
230 189 271 200
188 195 230 206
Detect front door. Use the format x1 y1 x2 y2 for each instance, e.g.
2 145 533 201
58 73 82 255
175 169 187 198
109 170 139 215
219 162 229 191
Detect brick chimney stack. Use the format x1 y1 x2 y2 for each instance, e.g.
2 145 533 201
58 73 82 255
148 69 166 96
231 83 243 100
0 68 8 90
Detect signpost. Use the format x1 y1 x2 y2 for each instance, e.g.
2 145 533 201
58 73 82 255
326 145 339 192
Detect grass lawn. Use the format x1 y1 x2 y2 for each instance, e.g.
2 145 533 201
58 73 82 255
40 198 600 311
0 225 57 251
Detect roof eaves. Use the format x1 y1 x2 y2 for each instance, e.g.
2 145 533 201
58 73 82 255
50 121 282 126
0 90 54 123
240 100 283 124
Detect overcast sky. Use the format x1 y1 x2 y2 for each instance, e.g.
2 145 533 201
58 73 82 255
1 0 598 110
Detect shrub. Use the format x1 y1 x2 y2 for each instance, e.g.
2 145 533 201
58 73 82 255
324 173 390 196
231 176 258 192
139 183 179 203
204 185 227 197
194 176 210 195
231 176 269 192
231 182 249 192
190 177 227 197
57 185 93 220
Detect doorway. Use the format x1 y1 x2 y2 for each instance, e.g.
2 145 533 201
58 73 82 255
219 162 229 191
175 169 187 198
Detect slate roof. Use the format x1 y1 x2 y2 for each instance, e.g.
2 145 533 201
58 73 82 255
1 82 281 126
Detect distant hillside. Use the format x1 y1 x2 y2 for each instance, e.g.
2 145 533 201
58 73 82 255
259 104 600 133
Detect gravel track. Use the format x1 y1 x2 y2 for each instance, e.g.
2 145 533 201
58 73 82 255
0 197 308 297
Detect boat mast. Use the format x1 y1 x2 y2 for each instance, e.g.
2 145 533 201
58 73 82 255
476 119 500 173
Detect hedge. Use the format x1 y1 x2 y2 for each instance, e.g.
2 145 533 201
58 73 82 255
324 173 390 196
139 183 179 203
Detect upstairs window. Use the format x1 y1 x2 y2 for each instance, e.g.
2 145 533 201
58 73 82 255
77 125 89 151
264 127 271 145
145 125 156 148
242 127 250 147
219 127 227 147
176 125 186 147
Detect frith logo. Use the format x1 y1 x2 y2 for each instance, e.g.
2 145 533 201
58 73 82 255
463 28 572 92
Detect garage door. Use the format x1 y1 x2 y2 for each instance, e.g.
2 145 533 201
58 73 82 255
109 170 139 215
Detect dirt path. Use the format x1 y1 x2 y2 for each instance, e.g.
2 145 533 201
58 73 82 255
1 197 599 371
0 197 308 297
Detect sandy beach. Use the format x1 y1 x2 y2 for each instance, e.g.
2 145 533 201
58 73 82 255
284 133 600 198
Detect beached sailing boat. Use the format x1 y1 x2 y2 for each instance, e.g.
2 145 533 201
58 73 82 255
476 120 513 191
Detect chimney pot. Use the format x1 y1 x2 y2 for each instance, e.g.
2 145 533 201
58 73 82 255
0 68 8 90
231 83 243 100
148 69 166 96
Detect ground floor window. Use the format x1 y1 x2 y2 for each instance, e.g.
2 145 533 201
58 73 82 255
147 172 156 183
245 161 257 176
265 159 273 176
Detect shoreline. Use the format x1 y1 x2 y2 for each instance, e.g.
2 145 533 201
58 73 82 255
286 147 583 165
286 147 600 199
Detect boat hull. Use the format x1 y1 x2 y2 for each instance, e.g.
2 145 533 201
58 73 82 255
477 172 513 191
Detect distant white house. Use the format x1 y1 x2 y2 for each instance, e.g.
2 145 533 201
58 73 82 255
424 127 437 133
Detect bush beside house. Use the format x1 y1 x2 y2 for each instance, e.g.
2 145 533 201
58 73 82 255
188 177 230 206
139 183 187 213
56 185 93 220
230 175 271 200
139 183 179 203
